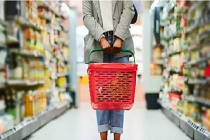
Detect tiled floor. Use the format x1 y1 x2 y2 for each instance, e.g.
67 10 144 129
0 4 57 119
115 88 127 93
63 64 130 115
28 102 190 140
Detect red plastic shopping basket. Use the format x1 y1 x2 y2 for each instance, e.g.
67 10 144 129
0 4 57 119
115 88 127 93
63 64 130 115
88 49 137 110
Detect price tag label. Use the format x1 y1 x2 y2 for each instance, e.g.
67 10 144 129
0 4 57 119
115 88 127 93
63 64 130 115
31 117 37 123
180 115 187 122
14 123 24 131
204 130 210 137
172 109 181 118
0 135 4 139
187 119 198 130
197 126 207 135
1 129 14 138
22 120 28 126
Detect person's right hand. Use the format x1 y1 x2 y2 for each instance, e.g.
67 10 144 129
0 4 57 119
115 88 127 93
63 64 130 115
100 37 112 54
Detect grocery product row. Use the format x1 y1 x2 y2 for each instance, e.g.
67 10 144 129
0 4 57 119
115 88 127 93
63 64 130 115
0 0 71 136
156 1 210 140
0 101 69 140
159 100 210 140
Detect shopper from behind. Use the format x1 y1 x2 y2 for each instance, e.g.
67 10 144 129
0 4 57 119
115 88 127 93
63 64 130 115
83 1 135 140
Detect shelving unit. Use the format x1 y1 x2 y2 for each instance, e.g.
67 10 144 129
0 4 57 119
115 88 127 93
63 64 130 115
0 101 69 140
159 100 210 140
0 0 72 136
158 1 210 140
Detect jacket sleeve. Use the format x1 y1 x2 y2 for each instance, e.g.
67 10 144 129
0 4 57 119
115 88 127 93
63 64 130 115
114 1 135 41
82 0 105 42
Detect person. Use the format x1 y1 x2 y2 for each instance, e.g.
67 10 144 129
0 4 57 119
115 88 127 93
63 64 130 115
82 1 135 140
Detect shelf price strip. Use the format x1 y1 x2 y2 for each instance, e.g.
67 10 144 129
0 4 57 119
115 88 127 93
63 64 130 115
159 100 210 139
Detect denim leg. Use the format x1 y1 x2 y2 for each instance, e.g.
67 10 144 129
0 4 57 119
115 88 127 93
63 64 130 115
96 53 111 133
110 110 125 134
96 110 110 132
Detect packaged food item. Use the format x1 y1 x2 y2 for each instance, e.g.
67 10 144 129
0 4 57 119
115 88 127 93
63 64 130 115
25 91 34 118
150 63 162 76
2 114 14 131
24 28 34 50
191 50 199 62
173 38 181 51
171 55 180 68
177 100 184 113
0 117 5 134
57 77 67 89
203 109 210 131
153 45 163 61
191 103 201 123
40 88 46 110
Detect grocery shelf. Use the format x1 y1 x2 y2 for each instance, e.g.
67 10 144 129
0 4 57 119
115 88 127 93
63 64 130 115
0 2 72 136
0 19 7 27
188 78 210 85
168 86 182 93
0 83 6 89
187 57 207 66
182 95 210 106
7 80 45 86
50 57 57 63
185 20 199 34
0 101 69 140
60 24 68 33
38 13 51 22
38 2 61 17
53 26 62 31
188 1 205 15
153 60 165 65
167 67 182 74
45 89 52 93
0 64 5 70
50 75 57 80
60 39 69 46
199 32 210 42
158 1 210 140
158 100 210 140
188 44 199 51
58 88 66 93
10 49 44 58
15 16 47 32
167 50 181 57
6 35 19 44
45 88 67 93
0 42 6 48
160 21 170 27
57 72 69 77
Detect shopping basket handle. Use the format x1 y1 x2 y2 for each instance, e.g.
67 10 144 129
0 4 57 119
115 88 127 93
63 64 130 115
88 48 136 64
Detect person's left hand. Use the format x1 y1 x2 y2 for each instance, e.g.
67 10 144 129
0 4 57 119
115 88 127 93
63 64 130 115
113 38 122 55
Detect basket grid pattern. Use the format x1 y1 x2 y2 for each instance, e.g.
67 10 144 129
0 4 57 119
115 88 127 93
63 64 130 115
90 70 134 103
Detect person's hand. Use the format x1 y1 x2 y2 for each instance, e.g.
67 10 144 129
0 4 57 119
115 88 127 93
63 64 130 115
113 38 122 55
100 37 112 54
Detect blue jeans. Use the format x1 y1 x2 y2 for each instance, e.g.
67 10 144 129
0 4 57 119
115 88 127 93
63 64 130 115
96 55 129 134
96 34 129 134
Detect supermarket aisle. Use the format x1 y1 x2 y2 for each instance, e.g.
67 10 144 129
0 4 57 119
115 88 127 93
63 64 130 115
28 102 190 140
